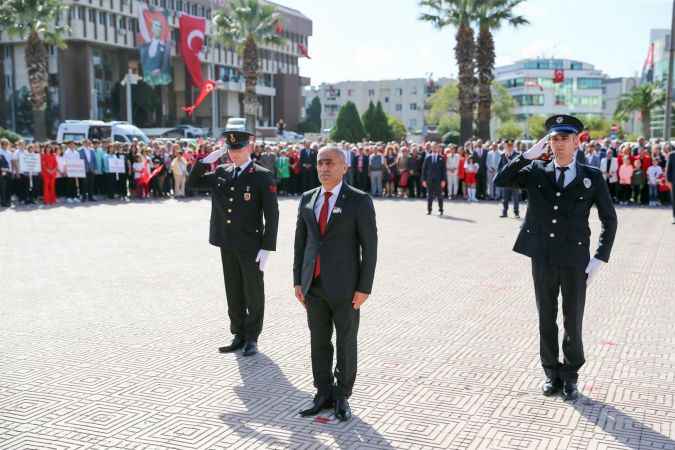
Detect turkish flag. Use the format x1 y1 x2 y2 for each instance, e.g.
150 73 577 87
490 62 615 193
298 43 311 59
179 14 206 87
553 69 565 84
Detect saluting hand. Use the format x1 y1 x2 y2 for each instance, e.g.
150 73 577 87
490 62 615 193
294 285 306 309
352 291 369 310
523 134 550 160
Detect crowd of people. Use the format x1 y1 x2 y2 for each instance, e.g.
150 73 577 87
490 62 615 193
0 135 673 214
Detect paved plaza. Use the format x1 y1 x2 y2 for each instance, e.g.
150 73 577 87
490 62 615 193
1 197 675 450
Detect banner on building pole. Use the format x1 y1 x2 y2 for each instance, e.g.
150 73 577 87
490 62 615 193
137 4 172 87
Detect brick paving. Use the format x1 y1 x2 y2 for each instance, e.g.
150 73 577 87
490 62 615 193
1 197 674 449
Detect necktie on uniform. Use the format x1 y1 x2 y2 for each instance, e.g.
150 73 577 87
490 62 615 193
234 167 241 179
557 166 568 190
313 191 333 279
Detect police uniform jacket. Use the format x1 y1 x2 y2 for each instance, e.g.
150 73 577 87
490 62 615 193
494 155 617 267
188 161 279 253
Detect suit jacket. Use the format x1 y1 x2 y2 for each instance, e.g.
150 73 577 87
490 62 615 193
666 153 675 184
472 148 488 173
188 161 279 253
495 155 617 267
299 148 316 171
421 154 447 184
293 183 378 299
78 148 96 173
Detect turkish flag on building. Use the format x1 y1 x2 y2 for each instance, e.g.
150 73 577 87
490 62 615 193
553 69 565 84
179 14 206 87
298 43 311 59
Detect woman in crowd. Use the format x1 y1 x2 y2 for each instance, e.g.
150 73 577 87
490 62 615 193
170 145 188 198
41 143 58 205
384 144 398 198
395 146 410 198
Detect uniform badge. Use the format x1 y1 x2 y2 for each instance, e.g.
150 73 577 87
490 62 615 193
244 193 251 201
333 207 342 214
556 116 564 124
583 177 592 189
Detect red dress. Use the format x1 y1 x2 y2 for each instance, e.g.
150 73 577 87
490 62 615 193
41 153 58 204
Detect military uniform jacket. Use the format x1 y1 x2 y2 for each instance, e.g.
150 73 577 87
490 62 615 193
494 155 617 267
188 161 279 253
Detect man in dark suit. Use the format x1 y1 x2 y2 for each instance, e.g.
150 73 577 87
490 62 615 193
666 147 675 224
421 143 447 215
299 142 316 192
473 140 488 199
352 147 369 192
495 115 617 401
498 139 521 218
188 129 279 357
293 145 378 422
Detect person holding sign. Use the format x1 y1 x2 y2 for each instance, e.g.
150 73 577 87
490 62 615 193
41 145 58 205
64 141 83 203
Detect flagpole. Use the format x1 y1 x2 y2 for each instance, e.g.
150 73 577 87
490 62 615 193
664 0 675 141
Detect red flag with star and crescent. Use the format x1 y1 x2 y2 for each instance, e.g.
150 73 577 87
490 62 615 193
179 14 215 116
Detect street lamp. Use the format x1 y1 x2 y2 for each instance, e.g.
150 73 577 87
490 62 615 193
120 69 142 124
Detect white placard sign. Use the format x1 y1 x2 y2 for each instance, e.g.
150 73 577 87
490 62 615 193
107 157 125 174
65 159 86 178
19 153 41 173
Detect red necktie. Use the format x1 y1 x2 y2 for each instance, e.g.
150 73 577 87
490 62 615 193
313 191 333 279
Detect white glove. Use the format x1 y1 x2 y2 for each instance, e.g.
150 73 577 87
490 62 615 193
585 257 604 286
255 249 270 272
523 134 550 160
201 149 226 164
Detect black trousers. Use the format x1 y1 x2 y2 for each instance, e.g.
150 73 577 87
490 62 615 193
532 259 587 382
306 278 360 400
502 188 520 214
81 172 95 200
671 188 675 218
427 181 444 213
220 249 265 342
0 175 9 206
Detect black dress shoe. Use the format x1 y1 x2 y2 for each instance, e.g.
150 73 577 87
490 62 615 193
514 213 520 218
439 211 444 216
218 336 245 353
542 377 562 396
242 341 258 357
426 211 431 215
299 394 334 417
500 213 507 218
561 381 579 401
334 398 352 422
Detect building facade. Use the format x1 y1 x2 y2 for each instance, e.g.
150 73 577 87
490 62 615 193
0 0 312 137
495 58 605 136
304 77 452 133
602 76 640 136
648 28 674 139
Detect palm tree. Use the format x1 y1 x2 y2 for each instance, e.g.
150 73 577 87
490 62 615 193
213 0 286 132
615 84 666 138
419 0 477 145
0 0 69 140
475 0 528 140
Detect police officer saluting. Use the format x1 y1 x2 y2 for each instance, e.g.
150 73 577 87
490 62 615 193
495 115 617 401
188 130 279 357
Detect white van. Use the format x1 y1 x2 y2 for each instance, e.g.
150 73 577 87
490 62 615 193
57 120 149 144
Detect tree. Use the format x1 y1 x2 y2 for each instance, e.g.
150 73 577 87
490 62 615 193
425 81 459 126
361 101 376 137
526 115 547 139
0 0 69 140
492 81 516 123
614 83 665 138
388 115 407 141
581 115 611 140
370 101 393 142
496 120 522 140
437 115 460 136
330 102 366 143
419 0 477 144
213 0 286 132
299 96 321 133
475 0 528 140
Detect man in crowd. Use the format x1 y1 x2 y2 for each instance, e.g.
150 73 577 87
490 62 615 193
421 142 447 216
498 139 520 218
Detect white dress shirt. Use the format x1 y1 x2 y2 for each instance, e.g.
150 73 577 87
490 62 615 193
233 158 252 177
314 181 342 222
553 159 576 188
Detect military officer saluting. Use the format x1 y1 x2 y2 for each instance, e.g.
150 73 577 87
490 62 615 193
495 115 617 401
188 129 279 357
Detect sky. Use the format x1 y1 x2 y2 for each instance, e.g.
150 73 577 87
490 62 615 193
279 0 672 85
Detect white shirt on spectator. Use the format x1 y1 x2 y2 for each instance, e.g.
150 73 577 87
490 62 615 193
314 181 342 222
647 165 663 185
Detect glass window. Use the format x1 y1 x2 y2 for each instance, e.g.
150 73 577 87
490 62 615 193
89 9 96 22
395 104 402 111
552 59 564 69
577 78 602 89
570 62 583 70
368 89 375 96
99 11 106 25
410 103 417 111
536 60 550 69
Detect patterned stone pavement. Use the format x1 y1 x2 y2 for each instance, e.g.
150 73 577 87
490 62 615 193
1 196 674 450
